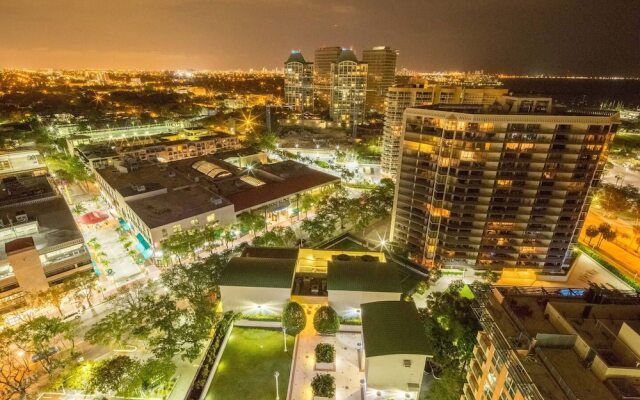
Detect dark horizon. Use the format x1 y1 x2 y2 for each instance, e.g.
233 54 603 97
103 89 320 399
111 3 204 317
1 0 639 76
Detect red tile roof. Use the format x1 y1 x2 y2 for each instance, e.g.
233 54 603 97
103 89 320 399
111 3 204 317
226 170 339 212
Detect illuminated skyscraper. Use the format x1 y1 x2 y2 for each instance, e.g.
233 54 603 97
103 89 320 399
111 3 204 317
284 51 314 112
362 46 398 113
330 49 368 127
313 46 341 107
381 84 507 178
391 96 619 276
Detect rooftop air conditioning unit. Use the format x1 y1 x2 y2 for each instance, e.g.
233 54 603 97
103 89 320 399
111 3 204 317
15 212 28 223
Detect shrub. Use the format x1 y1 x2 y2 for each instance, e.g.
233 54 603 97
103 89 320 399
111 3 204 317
313 306 340 335
314 343 335 363
282 301 306 335
311 373 335 398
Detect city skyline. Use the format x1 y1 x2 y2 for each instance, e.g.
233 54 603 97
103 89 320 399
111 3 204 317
1 0 639 75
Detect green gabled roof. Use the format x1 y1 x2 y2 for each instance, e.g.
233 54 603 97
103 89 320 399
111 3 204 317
241 247 299 260
220 257 296 289
361 301 432 357
327 261 402 293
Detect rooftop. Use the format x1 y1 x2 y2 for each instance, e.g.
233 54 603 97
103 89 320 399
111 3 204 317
481 286 640 400
220 257 297 288
415 99 619 118
126 187 229 229
0 189 83 260
327 260 401 293
241 247 299 259
361 301 431 357
96 151 338 227
336 49 360 63
285 51 310 64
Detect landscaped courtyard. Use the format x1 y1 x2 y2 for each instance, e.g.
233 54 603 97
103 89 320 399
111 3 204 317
205 327 295 400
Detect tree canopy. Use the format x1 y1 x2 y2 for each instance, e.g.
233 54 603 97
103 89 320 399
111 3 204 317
282 301 306 335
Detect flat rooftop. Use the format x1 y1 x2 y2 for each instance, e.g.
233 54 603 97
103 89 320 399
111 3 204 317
126 186 229 229
0 175 54 204
96 152 338 227
416 102 619 117
170 156 339 213
485 287 640 400
0 193 83 260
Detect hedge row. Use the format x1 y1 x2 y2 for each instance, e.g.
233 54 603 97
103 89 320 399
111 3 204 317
576 243 640 291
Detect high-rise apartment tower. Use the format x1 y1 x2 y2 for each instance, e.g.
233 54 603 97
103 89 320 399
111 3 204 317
381 84 507 178
284 51 314 112
329 49 368 127
391 96 619 275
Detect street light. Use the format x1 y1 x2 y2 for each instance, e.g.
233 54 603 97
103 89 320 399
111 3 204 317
274 371 280 400
282 327 287 352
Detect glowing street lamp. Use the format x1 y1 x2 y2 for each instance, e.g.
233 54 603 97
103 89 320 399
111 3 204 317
282 327 288 352
274 371 280 400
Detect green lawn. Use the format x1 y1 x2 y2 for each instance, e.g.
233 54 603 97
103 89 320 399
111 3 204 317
205 327 295 400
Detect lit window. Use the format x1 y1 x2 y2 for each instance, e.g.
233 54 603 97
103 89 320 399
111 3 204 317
497 180 512 186
461 151 475 161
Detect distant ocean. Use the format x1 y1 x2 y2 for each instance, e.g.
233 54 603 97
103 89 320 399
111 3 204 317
501 78 640 109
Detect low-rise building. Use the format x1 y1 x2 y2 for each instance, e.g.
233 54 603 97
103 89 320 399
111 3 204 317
327 257 402 318
0 163 92 310
219 251 298 315
75 132 240 171
93 152 339 249
0 150 48 178
361 301 431 396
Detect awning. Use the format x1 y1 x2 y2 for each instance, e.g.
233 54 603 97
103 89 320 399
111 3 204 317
266 199 290 213
118 218 131 231
79 211 109 225
135 233 153 260
136 233 151 250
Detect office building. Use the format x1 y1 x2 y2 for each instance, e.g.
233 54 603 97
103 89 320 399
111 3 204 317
330 49 368 126
0 151 92 310
465 286 640 400
362 46 398 113
284 51 314 112
391 96 619 275
314 46 342 107
381 84 508 178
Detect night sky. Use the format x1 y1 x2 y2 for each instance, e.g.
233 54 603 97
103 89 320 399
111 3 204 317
1 0 639 75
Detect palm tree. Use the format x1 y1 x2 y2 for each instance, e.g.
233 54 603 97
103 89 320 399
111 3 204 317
585 225 599 246
598 229 617 249
72 202 87 215
87 238 101 251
